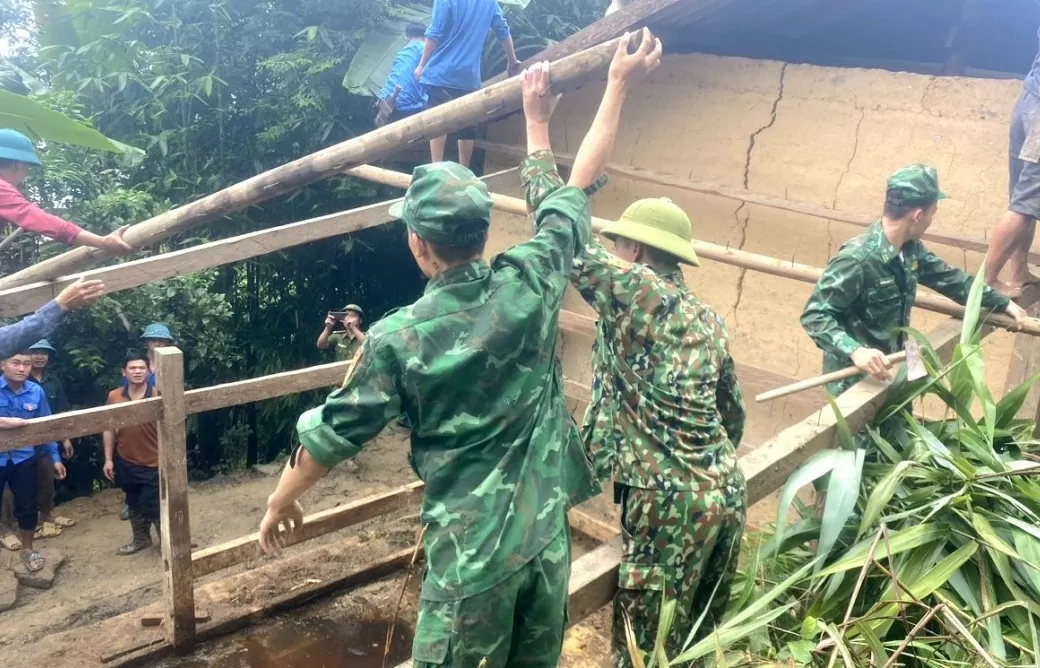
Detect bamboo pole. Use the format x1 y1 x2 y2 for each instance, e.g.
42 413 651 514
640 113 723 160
476 139 1040 264
0 34 640 291
349 164 1040 338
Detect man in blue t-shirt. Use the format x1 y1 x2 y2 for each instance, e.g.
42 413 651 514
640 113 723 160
985 21 1040 296
374 23 429 126
414 0 519 167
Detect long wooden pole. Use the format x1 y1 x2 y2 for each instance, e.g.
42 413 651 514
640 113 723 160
349 164 1040 338
0 35 637 291
477 139 1040 265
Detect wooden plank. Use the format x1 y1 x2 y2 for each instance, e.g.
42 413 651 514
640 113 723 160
477 140 1040 265
0 35 635 290
184 361 350 416
154 347 196 651
568 508 619 543
1 399 161 451
0 202 398 319
191 481 426 578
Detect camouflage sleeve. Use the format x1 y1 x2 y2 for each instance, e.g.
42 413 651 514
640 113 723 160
714 319 745 448
800 254 865 358
497 153 592 301
916 249 1011 312
569 239 641 317
521 150 608 213
295 337 401 468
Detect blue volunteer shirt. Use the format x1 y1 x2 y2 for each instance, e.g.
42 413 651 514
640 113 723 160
0 300 64 360
420 0 510 92
1026 25 1040 98
0 376 60 466
379 40 427 113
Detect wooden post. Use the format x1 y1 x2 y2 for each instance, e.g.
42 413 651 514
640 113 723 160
154 347 196 651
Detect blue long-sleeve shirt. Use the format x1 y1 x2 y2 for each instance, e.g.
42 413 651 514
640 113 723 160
379 40 427 113
0 376 60 465
420 0 510 92
0 300 63 359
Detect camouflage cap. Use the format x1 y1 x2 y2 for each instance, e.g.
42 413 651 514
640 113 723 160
388 162 492 247
886 164 948 206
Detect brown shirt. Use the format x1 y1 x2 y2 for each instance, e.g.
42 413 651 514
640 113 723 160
106 386 160 468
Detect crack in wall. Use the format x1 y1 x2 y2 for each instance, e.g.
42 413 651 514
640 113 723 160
833 108 865 208
730 201 750 324
743 62 788 190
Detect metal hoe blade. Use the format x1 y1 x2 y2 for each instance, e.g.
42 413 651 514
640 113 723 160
905 338 926 381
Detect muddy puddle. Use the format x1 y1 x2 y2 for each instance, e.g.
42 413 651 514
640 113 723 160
162 615 414 668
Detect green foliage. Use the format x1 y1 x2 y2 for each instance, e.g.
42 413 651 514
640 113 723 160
635 269 1040 666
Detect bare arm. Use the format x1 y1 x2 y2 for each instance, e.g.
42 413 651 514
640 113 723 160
259 447 327 553
316 315 335 350
568 29 662 191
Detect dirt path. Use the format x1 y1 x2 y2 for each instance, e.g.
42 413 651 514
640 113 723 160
0 426 417 652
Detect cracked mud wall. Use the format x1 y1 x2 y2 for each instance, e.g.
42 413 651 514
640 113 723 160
483 53 1025 423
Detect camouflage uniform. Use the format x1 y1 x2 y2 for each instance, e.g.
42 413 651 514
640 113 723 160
801 165 1011 396
523 151 748 667
296 161 600 668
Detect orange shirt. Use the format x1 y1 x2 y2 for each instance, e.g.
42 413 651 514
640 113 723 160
105 386 160 468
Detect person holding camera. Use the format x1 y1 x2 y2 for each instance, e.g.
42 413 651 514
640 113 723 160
316 304 366 362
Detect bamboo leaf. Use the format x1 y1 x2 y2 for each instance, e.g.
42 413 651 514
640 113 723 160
960 262 987 346
817 523 945 577
771 450 840 553
817 449 864 570
996 372 1040 429
672 601 800 663
970 512 1021 560
826 394 855 451
858 460 914 538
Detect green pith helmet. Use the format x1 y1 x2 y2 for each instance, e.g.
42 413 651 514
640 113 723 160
343 304 364 321
601 198 700 266
141 322 174 342
0 129 41 166
28 339 56 353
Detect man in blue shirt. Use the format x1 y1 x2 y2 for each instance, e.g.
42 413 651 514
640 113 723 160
414 0 520 167
0 277 105 359
0 350 65 573
374 23 429 127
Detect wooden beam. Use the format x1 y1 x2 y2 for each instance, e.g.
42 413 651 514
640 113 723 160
184 361 350 416
1 398 161 451
568 508 620 543
191 481 425 578
154 347 196 651
0 35 637 290
477 140 1040 265
0 202 397 319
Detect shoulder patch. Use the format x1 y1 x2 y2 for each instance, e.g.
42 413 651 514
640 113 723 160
341 346 365 388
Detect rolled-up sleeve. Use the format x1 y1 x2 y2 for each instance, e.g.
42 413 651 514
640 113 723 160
426 0 451 42
490 3 510 40
296 338 401 469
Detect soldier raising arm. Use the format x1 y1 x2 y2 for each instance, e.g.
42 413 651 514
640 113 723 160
256 32 662 668
802 165 1027 396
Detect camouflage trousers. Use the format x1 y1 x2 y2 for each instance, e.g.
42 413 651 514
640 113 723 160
412 525 570 667
612 478 748 668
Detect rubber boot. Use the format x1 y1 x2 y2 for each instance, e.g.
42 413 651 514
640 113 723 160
120 503 130 521
117 512 153 555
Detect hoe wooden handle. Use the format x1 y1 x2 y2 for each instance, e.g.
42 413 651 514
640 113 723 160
755 351 907 403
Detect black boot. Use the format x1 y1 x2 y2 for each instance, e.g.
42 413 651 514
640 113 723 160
117 512 153 555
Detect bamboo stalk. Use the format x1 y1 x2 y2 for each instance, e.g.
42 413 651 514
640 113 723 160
0 34 640 290
477 140 1040 264
349 164 1040 338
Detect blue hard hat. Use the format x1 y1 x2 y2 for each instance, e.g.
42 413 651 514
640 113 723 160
28 339 56 352
141 322 174 341
0 129 41 166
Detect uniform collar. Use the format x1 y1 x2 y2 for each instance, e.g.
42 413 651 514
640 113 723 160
870 220 904 264
653 263 686 286
0 376 31 395
424 259 489 295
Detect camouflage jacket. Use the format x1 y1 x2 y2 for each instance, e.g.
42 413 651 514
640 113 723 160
522 152 746 493
801 221 1011 376
327 332 362 362
296 174 600 602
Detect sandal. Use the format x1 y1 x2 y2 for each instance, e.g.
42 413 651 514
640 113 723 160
52 516 76 528
22 549 44 573
34 522 62 539
0 532 21 551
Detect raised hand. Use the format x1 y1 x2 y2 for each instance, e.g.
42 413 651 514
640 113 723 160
55 277 106 312
521 61 561 125
608 28 663 86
